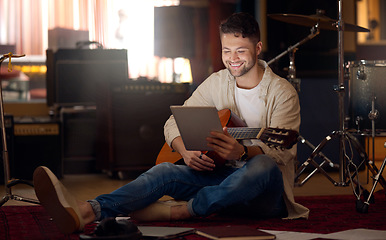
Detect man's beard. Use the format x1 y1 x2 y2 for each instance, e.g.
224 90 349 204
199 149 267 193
227 60 256 78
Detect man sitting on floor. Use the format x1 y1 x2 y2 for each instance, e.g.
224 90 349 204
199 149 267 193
33 12 309 234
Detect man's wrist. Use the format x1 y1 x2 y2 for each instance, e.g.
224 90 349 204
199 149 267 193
239 144 248 161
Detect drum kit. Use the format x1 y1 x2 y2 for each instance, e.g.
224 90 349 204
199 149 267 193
268 1 386 213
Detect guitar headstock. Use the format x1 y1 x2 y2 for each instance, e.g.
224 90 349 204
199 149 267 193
259 128 299 149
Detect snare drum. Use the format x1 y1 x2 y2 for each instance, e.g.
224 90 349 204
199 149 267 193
346 60 386 132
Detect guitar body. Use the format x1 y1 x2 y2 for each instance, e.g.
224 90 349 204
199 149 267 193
155 109 244 166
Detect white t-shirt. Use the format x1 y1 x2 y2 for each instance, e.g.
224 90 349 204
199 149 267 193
234 81 265 128
231 82 265 167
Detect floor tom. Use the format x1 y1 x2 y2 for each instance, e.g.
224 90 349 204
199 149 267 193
346 60 386 132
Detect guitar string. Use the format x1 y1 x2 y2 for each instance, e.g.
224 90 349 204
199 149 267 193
228 128 261 139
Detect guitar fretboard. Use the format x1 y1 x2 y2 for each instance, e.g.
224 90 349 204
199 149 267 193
228 127 262 140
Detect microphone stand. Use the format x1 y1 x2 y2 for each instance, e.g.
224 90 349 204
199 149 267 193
0 53 39 206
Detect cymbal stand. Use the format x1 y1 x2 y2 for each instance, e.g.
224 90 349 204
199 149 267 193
300 0 361 188
296 130 369 186
335 0 385 194
297 1 386 202
336 0 347 185
0 53 40 206
267 23 320 65
295 136 339 186
296 1 365 189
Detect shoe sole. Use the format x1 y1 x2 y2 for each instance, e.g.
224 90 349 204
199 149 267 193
33 166 83 234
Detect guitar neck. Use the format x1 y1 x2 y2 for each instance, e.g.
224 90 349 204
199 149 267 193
227 127 263 140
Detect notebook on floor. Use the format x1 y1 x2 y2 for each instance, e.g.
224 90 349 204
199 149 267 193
196 225 276 240
137 226 196 239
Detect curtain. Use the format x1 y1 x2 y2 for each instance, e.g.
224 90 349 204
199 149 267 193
0 0 110 55
0 0 187 81
0 0 44 55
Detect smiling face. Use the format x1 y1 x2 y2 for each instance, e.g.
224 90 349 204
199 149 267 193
221 33 262 79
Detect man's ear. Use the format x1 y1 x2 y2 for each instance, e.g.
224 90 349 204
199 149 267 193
256 41 263 56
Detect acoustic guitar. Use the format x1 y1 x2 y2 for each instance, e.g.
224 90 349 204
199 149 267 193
155 109 299 166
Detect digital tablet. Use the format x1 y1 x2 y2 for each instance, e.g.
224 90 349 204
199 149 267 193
170 106 223 151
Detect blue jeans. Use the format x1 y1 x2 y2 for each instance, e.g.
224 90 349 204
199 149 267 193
92 154 286 220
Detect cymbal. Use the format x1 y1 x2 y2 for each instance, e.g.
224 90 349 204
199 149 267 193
268 12 370 32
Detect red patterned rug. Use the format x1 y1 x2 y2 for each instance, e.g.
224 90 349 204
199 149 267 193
1 191 385 239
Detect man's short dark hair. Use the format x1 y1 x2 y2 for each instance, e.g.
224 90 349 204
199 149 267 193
219 12 261 45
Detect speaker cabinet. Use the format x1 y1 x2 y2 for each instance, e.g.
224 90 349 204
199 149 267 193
60 107 97 174
96 81 190 178
12 118 62 180
46 49 128 107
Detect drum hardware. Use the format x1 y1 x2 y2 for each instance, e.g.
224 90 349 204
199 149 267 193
360 96 385 211
287 49 301 92
0 53 39 207
357 65 367 80
295 136 339 186
268 9 370 32
347 60 386 132
267 19 320 92
356 141 386 213
269 3 386 210
368 97 379 165
296 130 369 187
267 22 320 66
368 97 379 132
287 48 297 80
310 3 385 211
355 116 364 133
346 59 386 212
268 8 369 91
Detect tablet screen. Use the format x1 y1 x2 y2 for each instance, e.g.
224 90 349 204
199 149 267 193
170 106 223 151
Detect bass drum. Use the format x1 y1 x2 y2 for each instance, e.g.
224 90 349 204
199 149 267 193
346 60 386 132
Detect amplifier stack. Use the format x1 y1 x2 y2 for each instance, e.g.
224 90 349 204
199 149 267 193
96 80 191 179
12 117 62 180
